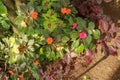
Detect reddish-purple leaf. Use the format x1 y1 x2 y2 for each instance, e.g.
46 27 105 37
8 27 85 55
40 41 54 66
99 18 108 33
1 77 6 80
108 23 117 37
64 54 71 64
91 6 101 14
108 46 117 56
85 55 94 66
84 50 94 65
116 37 120 48
101 41 109 55
96 0 103 4
84 50 93 56
104 0 112 3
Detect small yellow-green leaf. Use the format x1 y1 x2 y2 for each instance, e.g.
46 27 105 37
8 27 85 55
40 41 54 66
0 1 7 14
93 29 100 39
71 40 79 50
39 48 43 55
75 43 84 53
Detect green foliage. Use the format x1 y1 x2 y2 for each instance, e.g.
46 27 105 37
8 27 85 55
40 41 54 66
88 21 95 30
0 0 101 79
84 35 92 48
0 15 10 30
0 1 7 14
71 40 79 50
93 29 100 39
75 43 85 53
0 1 11 38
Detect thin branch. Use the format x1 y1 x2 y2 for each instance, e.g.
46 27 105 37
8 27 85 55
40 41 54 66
75 54 109 80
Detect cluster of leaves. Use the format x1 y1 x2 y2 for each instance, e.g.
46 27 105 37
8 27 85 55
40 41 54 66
0 0 101 79
72 0 120 58
0 1 11 39
0 0 119 79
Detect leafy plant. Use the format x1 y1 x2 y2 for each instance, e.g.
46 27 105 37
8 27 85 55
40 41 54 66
0 0 119 79
72 0 120 65
0 1 11 39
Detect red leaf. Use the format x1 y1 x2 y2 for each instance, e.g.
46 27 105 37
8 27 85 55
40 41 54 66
84 50 93 56
85 55 94 66
108 23 118 37
108 46 117 56
84 50 94 65
116 37 120 48
91 6 101 14
96 0 103 4
104 0 112 3
99 18 108 33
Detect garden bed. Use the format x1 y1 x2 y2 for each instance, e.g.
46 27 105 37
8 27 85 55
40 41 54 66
0 0 120 80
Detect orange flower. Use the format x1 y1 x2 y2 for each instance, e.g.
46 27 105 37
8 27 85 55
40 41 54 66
8 70 14 75
66 8 71 15
34 60 39 65
61 7 67 14
61 7 71 15
46 37 53 44
31 12 38 19
18 74 23 78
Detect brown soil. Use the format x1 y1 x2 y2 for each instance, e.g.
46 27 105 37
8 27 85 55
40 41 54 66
101 1 120 26
69 1 120 80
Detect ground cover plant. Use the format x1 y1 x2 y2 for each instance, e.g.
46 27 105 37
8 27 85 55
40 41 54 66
0 0 120 80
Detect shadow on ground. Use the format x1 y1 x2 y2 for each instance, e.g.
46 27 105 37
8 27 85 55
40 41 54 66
110 66 120 80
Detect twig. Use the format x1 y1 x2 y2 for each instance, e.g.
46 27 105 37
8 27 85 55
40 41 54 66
75 54 108 80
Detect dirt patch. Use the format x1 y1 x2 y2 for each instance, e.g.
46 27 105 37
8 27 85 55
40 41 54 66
69 46 120 80
101 1 120 26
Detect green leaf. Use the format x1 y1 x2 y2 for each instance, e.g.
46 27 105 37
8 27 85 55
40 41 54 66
84 35 92 48
49 51 56 61
88 30 92 35
63 27 71 35
62 36 69 43
88 22 95 30
9 55 18 64
68 16 74 25
0 1 7 14
76 17 86 31
26 27 34 35
89 43 96 50
34 28 43 35
42 0 51 10
39 48 43 55
32 71 40 80
93 29 100 39
24 72 31 78
71 40 79 50
43 21 57 32
52 2 61 10
1 21 10 29
60 0 70 7
56 51 63 58
32 65 38 71
71 7 78 14
28 39 34 46
70 31 78 41
20 4 28 13
75 43 84 53
14 16 24 25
